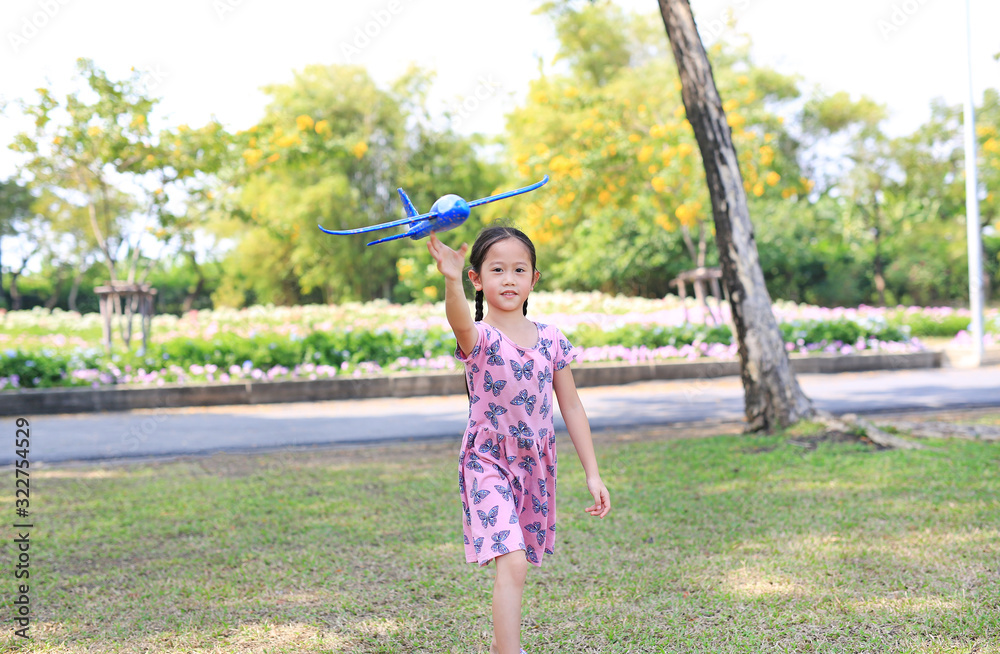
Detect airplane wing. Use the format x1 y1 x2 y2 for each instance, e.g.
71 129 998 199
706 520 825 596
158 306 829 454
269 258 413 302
318 210 437 235
467 175 549 209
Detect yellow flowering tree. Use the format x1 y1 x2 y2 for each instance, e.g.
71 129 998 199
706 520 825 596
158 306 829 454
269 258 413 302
504 3 808 296
212 64 504 305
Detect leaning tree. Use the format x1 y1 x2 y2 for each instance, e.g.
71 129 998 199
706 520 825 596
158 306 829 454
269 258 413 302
656 0 813 431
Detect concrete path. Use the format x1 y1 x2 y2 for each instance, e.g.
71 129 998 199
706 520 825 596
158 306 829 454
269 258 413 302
4 366 998 465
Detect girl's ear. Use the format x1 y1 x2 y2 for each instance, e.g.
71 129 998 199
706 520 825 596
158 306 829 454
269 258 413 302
468 269 483 291
531 270 541 289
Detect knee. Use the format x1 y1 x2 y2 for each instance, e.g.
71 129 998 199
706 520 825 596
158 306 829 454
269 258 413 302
495 550 528 584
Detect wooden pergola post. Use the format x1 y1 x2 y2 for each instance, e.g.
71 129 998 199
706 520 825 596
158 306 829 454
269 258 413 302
94 282 158 355
669 267 726 324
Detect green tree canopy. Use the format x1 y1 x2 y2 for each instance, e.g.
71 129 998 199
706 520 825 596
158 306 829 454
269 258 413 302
211 64 504 306
504 3 808 296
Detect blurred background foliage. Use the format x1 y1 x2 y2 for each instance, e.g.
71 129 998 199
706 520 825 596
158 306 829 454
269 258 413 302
2 2 999 314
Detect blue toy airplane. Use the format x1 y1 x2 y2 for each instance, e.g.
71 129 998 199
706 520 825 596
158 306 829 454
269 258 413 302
318 175 549 246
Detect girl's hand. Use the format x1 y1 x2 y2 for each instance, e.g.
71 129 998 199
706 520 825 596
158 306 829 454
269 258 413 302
584 476 611 519
427 233 469 282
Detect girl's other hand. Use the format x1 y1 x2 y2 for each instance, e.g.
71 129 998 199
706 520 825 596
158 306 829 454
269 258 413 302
584 476 611 519
427 233 469 282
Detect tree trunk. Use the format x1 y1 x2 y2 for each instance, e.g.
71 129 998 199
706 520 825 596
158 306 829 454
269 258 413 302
68 260 85 313
0 239 6 309
8 246 37 312
44 265 66 311
10 270 22 311
873 233 886 305
182 251 206 313
871 202 886 306
657 0 814 431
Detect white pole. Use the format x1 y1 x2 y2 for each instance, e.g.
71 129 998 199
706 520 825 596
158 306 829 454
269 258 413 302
963 0 985 366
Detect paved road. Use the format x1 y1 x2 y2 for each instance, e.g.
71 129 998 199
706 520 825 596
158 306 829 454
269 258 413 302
4 365 999 465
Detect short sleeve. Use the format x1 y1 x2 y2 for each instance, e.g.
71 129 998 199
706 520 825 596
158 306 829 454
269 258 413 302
455 322 488 363
552 327 578 371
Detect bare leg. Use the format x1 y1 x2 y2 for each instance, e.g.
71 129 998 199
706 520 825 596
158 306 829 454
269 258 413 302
489 550 528 654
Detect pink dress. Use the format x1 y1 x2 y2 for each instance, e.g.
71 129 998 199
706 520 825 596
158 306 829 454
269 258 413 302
455 321 578 567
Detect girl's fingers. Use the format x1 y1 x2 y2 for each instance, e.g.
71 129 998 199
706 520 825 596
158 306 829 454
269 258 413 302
583 488 610 518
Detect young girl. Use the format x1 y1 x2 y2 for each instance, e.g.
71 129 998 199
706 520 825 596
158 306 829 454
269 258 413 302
427 226 611 654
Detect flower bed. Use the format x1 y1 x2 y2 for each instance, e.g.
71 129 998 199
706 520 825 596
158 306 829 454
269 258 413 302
0 293 996 391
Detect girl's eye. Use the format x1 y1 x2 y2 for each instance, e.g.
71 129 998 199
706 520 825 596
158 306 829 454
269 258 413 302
516 268 526 273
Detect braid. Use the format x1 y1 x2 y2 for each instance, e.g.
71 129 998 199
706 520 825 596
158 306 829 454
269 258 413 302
475 290 484 321
522 299 528 316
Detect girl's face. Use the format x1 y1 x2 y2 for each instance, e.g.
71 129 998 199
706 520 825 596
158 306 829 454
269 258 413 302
469 237 540 315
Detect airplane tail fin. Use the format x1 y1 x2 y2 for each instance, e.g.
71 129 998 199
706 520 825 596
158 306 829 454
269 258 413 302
397 188 418 218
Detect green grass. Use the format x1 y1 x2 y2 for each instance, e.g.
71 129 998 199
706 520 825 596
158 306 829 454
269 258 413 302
2 421 998 653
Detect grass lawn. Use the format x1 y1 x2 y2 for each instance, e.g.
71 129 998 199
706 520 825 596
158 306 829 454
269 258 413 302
1 414 998 653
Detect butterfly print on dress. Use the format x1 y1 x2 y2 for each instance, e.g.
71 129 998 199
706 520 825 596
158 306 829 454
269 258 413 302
470 478 491 505
537 366 552 393
510 390 537 415
485 402 507 429
538 338 553 361
525 544 539 564
508 421 534 448
486 340 505 367
525 521 547 546
531 494 548 516
479 437 500 460
510 359 534 381
466 451 484 473
491 529 511 554
478 505 499 528
483 370 506 397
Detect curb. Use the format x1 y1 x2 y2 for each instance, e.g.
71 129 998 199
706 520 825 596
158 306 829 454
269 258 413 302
1 350 943 416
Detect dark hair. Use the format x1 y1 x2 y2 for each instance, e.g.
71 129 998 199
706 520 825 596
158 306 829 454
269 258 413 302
468 226 537 321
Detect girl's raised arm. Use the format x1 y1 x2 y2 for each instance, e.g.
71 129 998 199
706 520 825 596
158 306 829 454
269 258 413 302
427 234 478 356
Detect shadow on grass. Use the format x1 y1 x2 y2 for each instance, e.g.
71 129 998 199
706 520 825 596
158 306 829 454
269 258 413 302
1 430 998 653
